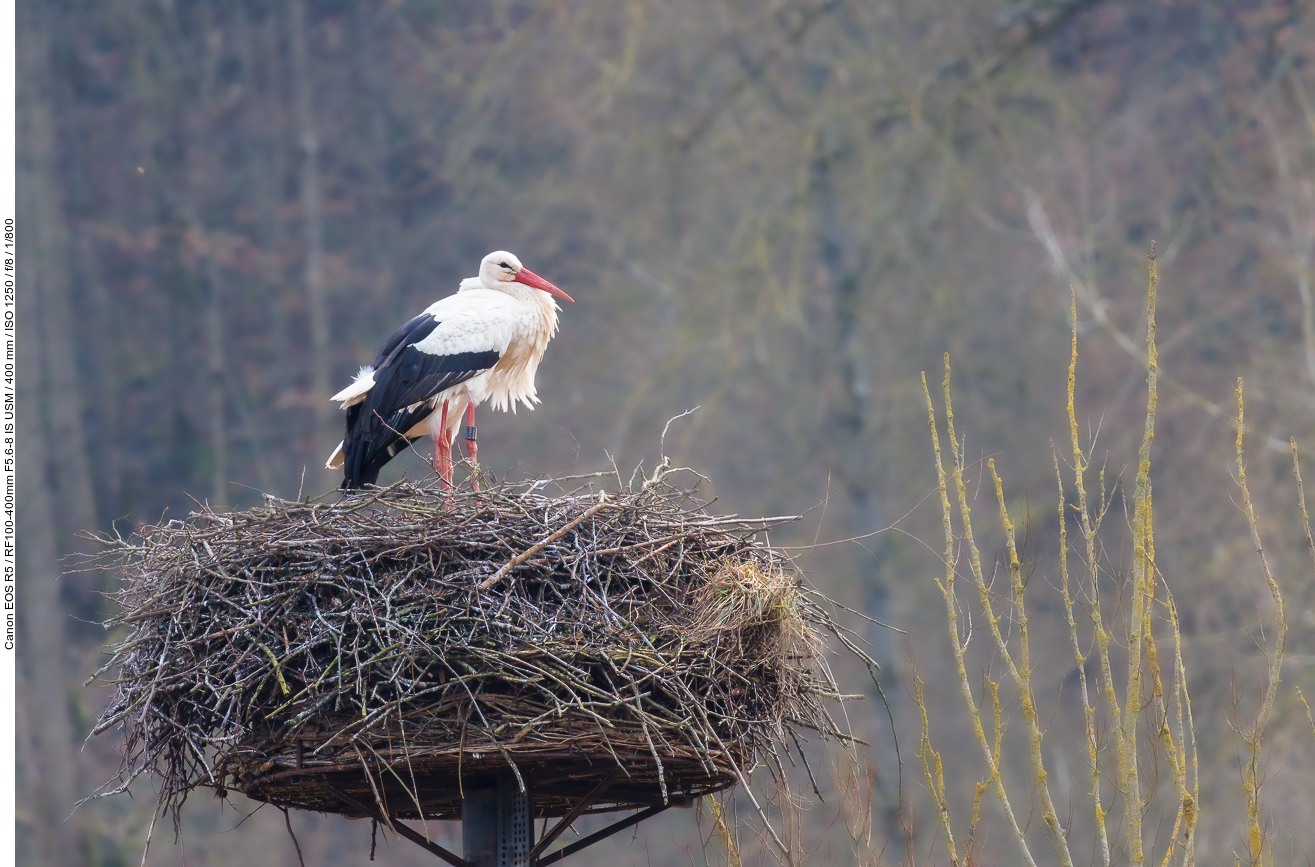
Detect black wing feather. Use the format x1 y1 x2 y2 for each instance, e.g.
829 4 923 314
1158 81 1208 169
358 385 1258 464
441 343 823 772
341 314 500 489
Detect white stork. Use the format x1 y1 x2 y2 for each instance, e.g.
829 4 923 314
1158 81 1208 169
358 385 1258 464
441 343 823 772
326 251 573 490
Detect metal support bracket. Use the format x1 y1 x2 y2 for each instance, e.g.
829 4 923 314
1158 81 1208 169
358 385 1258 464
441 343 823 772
526 770 618 863
532 803 673 866
329 786 471 867
333 775 674 867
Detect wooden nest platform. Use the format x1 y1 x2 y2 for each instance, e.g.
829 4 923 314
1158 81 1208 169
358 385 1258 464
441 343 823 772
89 466 861 830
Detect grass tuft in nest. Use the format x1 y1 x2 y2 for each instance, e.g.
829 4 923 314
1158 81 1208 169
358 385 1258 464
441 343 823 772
687 560 816 664
84 465 873 830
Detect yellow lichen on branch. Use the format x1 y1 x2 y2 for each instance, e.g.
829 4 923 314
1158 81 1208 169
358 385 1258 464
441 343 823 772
1060 288 1114 867
913 675 959 867
922 361 1041 867
920 250 1223 867
1234 380 1290 866
1122 246 1161 867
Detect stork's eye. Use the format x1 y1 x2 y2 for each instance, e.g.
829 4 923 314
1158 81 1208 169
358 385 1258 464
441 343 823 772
499 261 513 270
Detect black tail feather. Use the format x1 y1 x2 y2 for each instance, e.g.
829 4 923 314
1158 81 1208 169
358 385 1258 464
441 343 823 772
340 402 430 489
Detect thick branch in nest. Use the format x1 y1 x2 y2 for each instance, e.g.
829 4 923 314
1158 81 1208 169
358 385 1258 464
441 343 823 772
87 467 865 827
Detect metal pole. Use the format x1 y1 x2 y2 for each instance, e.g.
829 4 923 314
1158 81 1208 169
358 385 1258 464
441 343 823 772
463 774 529 867
463 787 497 867
498 773 531 867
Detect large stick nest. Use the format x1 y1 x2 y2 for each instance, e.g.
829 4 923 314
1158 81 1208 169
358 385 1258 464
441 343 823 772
88 465 863 824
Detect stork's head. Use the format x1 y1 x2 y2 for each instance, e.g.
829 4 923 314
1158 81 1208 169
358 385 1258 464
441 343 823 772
480 251 574 302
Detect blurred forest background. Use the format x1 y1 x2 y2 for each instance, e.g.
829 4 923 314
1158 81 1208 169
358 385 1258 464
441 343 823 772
15 0 1315 864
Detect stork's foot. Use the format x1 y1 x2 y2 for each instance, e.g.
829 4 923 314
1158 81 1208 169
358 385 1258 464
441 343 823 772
432 449 454 491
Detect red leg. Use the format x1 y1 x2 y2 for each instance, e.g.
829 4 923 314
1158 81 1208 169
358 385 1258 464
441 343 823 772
435 401 453 489
439 405 449 468
466 403 479 493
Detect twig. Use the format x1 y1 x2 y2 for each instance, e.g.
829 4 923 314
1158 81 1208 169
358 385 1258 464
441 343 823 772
281 807 307 867
478 499 619 590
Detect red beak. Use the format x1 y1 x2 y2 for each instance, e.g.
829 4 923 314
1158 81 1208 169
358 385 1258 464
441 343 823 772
515 267 574 302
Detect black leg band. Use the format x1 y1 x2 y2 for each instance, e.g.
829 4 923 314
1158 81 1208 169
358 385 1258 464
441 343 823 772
466 425 477 442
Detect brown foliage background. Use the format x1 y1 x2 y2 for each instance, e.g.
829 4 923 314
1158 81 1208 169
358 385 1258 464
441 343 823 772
17 1 1315 864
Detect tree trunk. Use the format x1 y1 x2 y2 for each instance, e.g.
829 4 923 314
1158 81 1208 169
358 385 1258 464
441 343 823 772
192 211 229 509
288 0 332 482
809 122 905 849
23 12 97 548
16 9 91 862
174 4 230 509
